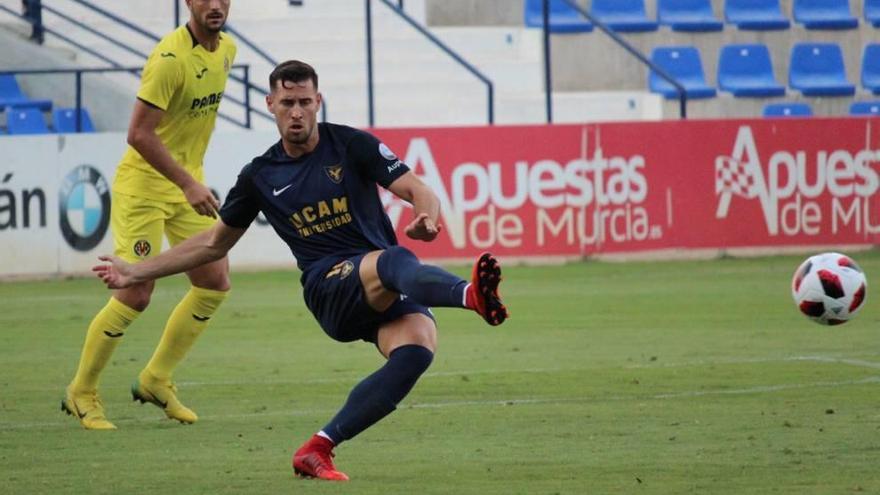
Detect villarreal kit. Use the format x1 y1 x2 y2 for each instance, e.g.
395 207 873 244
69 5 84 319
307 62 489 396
112 25 236 262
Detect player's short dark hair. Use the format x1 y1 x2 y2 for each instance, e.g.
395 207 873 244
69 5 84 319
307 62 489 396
269 60 319 92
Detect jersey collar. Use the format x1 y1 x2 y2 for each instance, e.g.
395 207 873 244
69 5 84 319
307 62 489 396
184 23 224 49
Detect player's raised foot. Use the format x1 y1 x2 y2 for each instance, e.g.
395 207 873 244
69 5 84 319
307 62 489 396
61 386 117 430
466 252 508 326
292 435 350 481
131 372 198 424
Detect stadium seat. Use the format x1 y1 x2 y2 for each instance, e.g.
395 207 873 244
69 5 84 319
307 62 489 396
590 0 657 32
724 0 791 30
788 42 856 96
862 44 880 94
53 107 96 133
0 74 52 111
717 44 785 97
792 0 858 29
849 101 880 115
867 0 880 26
762 102 813 117
524 0 592 33
649 46 716 99
657 0 724 32
6 107 51 134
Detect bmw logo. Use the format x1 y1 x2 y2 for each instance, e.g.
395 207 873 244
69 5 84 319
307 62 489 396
59 165 111 251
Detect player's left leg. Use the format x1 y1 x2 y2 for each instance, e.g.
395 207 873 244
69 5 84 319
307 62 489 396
293 313 436 481
367 246 508 325
132 204 230 424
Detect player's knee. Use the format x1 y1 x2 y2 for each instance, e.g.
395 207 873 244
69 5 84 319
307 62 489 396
189 265 231 291
376 245 419 287
201 274 231 292
115 284 154 311
380 245 418 266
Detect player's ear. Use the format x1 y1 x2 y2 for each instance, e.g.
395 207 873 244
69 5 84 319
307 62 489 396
265 93 273 112
316 92 323 110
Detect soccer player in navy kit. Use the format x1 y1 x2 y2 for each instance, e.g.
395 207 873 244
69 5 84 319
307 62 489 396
94 60 508 481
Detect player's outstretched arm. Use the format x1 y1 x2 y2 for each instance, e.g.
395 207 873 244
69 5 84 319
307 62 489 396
387 172 442 242
93 221 246 288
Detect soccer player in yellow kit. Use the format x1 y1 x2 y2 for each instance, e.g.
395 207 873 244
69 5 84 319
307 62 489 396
62 0 236 430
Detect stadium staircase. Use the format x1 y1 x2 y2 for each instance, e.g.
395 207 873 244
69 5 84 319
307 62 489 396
2 0 878 128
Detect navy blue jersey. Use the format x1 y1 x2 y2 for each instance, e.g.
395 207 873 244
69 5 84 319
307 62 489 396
220 123 410 276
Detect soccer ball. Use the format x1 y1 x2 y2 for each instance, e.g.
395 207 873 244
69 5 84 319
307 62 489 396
791 252 867 326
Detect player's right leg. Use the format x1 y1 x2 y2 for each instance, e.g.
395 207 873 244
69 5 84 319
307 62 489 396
294 314 436 481
63 192 164 429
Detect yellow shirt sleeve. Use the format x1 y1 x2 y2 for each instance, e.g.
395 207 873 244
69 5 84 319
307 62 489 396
136 50 184 111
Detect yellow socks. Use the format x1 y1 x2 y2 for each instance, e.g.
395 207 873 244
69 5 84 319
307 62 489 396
71 297 141 393
143 286 228 381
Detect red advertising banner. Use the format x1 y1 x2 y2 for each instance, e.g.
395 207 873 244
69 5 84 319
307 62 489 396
371 118 880 259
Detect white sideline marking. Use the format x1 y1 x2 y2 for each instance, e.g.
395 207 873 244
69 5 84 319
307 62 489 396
177 355 880 387
785 356 880 370
4 375 878 431
624 355 880 370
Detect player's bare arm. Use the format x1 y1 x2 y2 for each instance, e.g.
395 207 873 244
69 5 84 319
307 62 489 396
387 171 442 242
127 99 221 218
94 221 246 288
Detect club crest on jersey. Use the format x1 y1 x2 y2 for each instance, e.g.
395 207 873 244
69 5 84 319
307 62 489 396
325 260 355 279
133 240 152 258
324 165 344 184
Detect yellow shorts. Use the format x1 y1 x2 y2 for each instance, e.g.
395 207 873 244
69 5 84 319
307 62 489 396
111 191 216 263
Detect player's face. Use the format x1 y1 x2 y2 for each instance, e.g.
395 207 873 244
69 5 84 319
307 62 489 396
267 79 322 148
188 0 230 34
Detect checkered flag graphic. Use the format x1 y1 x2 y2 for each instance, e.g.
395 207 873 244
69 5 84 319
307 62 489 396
715 156 758 199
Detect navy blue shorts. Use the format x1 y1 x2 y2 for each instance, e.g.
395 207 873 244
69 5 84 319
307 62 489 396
301 253 434 343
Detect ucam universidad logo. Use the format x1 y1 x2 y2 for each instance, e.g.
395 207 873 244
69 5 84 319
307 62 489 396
714 126 880 237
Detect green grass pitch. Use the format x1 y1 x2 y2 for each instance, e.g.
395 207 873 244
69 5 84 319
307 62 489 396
1 251 879 494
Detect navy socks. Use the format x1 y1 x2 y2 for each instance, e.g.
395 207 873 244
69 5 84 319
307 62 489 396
322 345 434 444
376 246 467 307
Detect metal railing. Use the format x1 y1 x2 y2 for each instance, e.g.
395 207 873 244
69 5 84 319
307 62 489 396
365 0 494 126
0 65 252 132
4 0 273 128
543 0 688 120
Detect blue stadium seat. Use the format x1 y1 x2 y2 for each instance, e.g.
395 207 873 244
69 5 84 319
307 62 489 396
867 0 880 27
850 101 880 115
862 43 880 94
0 74 52 111
789 42 856 96
658 0 724 32
524 0 592 33
718 44 785 97
763 102 813 117
591 0 657 32
53 108 96 133
724 0 791 30
793 0 858 29
6 107 51 134
649 46 716 99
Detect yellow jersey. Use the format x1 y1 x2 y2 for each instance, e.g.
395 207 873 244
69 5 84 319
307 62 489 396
114 25 237 202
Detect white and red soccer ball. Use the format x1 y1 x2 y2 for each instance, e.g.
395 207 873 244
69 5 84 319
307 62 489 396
792 252 867 326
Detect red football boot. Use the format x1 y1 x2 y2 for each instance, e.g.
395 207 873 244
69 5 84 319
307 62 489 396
292 435 349 481
466 252 508 326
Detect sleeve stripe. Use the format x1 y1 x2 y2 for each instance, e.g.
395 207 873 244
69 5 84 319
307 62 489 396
137 96 165 111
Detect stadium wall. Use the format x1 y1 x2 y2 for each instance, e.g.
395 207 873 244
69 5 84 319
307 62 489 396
1 118 878 278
